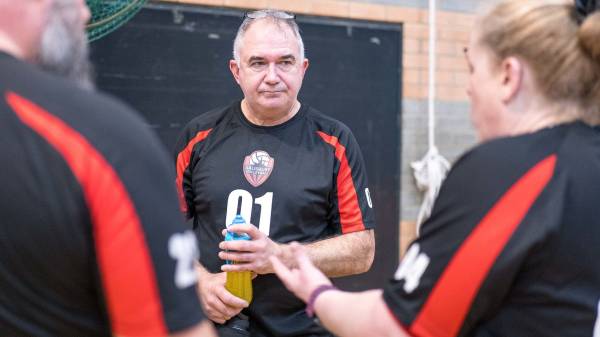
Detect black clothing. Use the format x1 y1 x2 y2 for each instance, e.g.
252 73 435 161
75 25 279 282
0 52 205 337
175 101 375 336
384 122 600 337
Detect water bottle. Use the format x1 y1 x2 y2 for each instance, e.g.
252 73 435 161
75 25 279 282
225 214 253 303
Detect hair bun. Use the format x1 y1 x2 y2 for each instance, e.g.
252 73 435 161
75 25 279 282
579 11 600 63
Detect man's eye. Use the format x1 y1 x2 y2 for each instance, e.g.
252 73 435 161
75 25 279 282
277 60 294 70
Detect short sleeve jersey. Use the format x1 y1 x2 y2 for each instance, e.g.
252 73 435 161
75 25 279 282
174 101 375 336
384 122 600 337
0 53 205 337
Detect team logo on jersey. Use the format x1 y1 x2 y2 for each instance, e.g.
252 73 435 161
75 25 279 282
243 150 275 187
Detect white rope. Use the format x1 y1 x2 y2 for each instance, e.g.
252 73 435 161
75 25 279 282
411 147 450 233
411 0 450 235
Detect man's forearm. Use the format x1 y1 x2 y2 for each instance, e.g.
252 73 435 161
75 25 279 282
293 229 375 277
220 226 374 277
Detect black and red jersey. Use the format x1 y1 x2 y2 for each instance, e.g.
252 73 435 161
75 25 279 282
384 122 600 337
175 101 375 336
0 52 205 336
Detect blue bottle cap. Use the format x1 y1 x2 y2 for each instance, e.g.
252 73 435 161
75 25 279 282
226 215 250 241
231 214 246 226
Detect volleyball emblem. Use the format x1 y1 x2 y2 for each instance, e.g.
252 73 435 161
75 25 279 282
243 150 275 187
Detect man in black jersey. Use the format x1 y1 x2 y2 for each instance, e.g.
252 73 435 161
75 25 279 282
0 0 215 336
174 9 376 337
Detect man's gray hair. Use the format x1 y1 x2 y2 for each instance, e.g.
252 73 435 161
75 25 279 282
232 9 305 63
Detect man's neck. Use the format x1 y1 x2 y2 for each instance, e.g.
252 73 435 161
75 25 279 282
241 99 301 127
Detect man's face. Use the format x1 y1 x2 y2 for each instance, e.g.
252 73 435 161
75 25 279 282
37 0 93 88
230 20 309 114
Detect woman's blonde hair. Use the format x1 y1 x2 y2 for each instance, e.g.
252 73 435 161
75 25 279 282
477 0 600 124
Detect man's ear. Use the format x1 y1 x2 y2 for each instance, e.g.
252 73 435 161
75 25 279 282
499 56 523 104
229 59 241 85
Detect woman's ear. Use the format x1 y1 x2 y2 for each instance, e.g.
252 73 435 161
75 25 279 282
499 56 523 104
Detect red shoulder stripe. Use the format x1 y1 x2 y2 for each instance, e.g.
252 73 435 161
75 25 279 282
175 129 212 214
317 131 365 233
410 154 557 337
6 92 168 337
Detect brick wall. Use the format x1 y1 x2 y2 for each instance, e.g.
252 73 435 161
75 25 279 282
353 0 489 13
155 0 482 255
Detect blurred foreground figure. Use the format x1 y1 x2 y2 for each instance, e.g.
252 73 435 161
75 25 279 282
272 1 600 336
0 0 215 336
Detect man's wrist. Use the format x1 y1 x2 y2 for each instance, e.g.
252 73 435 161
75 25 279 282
278 242 289 263
263 242 279 274
280 242 301 269
305 284 337 317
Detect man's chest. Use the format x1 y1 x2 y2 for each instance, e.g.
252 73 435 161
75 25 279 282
190 130 337 236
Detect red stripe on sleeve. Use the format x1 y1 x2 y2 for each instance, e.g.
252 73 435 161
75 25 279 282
317 131 365 233
410 154 557 337
175 129 212 214
6 92 168 337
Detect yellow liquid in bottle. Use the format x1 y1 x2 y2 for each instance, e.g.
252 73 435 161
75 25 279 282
225 214 252 303
225 269 253 303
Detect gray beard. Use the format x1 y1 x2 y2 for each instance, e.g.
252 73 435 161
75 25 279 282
36 3 94 90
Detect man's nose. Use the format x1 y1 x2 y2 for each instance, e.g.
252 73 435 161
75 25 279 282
264 63 280 84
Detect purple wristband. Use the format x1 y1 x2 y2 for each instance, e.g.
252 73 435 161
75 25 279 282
305 284 337 317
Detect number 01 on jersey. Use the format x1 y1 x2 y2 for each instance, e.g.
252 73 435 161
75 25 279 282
226 189 273 236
